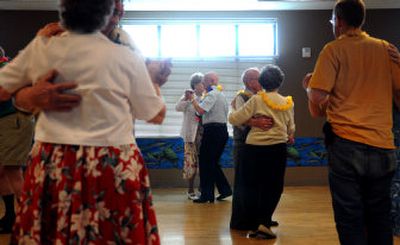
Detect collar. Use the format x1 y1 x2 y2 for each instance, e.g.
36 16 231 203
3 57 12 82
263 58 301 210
62 31 110 42
338 29 369 40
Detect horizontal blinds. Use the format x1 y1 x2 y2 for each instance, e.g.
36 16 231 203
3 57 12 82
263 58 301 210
135 59 274 137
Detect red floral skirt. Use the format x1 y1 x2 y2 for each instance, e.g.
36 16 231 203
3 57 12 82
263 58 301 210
11 142 160 245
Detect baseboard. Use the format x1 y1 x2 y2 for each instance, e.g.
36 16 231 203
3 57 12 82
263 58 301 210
148 166 328 188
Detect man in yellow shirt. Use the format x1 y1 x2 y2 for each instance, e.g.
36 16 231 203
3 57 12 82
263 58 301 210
304 0 400 244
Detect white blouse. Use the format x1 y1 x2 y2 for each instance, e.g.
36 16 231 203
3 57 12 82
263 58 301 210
0 31 164 146
175 94 201 143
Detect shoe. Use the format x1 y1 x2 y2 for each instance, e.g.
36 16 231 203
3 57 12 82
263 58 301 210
193 197 214 203
247 224 276 240
269 220 279 227
246 230 258 238
187 192 199 200
0 195 15 234
216 191 232 201
256 224 277 239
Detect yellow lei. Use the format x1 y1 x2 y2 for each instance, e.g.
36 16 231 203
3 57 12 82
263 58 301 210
236 89 253 98
202 84 223 100
259 91 293 111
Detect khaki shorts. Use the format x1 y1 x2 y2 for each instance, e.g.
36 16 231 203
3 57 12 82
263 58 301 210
0 112 34 166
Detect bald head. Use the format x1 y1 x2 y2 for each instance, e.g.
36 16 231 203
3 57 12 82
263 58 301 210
242 67 261 93
203 72 219 89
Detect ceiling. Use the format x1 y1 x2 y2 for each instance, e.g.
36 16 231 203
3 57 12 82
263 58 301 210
0 0 399 11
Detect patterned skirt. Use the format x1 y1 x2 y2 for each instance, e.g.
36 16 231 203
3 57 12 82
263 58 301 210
182 142 198 179
11 142 160 245
182 126 202 180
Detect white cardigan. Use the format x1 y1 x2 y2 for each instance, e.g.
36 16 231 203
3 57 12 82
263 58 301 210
175 95 201 143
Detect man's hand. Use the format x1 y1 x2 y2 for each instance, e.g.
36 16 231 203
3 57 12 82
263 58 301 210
146 58 172 87
247 115 274 131
15 70 81 112
302 73 313 90
388 43 400 66
37 22 65 37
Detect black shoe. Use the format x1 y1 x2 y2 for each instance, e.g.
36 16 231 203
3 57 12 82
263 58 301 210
246 224 276 240
0 195 15 234
0 214 15 234
216 191 232 201
246 230 258 238
269 220 279 227
193 197 214 203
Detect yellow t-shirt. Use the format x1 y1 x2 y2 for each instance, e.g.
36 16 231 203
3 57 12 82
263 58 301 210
309 29 400 149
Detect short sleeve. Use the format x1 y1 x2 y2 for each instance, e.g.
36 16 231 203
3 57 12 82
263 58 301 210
233 94 245 111
200 91 217 112
175 95 189 112
309 44 338 93
229 95 256 126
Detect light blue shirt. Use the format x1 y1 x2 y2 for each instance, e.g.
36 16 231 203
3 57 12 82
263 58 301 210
200 87 229 124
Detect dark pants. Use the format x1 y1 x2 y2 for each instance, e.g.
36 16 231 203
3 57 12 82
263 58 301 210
328 136 396 245
243 143 287 228
198 123 231 201
230 140 249 229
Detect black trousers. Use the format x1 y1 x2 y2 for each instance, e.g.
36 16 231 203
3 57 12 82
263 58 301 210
198 123 231 201
230 140 250 229
243 143 287 228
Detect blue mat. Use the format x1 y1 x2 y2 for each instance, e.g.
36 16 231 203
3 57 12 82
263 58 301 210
136 137 327 169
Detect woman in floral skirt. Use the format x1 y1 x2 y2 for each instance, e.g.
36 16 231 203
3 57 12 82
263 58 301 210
176 72 205 200
0 0 165 244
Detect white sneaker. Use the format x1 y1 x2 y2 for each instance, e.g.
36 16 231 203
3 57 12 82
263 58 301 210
187 192 199 200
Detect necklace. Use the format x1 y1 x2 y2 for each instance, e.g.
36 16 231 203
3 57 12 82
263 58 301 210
236 89 253 98
202 84 223 100
259 91 293 111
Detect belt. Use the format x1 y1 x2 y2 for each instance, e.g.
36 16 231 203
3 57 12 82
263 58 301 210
203 122 226 127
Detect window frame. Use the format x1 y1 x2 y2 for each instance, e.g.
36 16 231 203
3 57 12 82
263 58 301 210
120 18 279 60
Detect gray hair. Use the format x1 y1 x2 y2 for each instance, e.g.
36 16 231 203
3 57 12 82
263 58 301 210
190 72 204 89
60 0 114 33
259 64 285 91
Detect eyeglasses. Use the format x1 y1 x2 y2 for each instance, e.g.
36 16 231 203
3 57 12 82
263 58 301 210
329 16 336 25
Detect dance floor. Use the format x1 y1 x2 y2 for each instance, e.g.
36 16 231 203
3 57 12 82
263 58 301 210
1 186 400 244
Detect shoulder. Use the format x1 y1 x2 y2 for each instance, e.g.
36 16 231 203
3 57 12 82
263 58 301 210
110 27 140 51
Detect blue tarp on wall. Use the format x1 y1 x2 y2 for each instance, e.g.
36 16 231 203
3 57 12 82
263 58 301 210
136 137 327 169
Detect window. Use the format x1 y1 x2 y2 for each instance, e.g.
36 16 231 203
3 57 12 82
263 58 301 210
238 24 276 56
123 25 159 57
161 25 197 57
120 19 277 137
199 24 236 57
121 19 278 59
